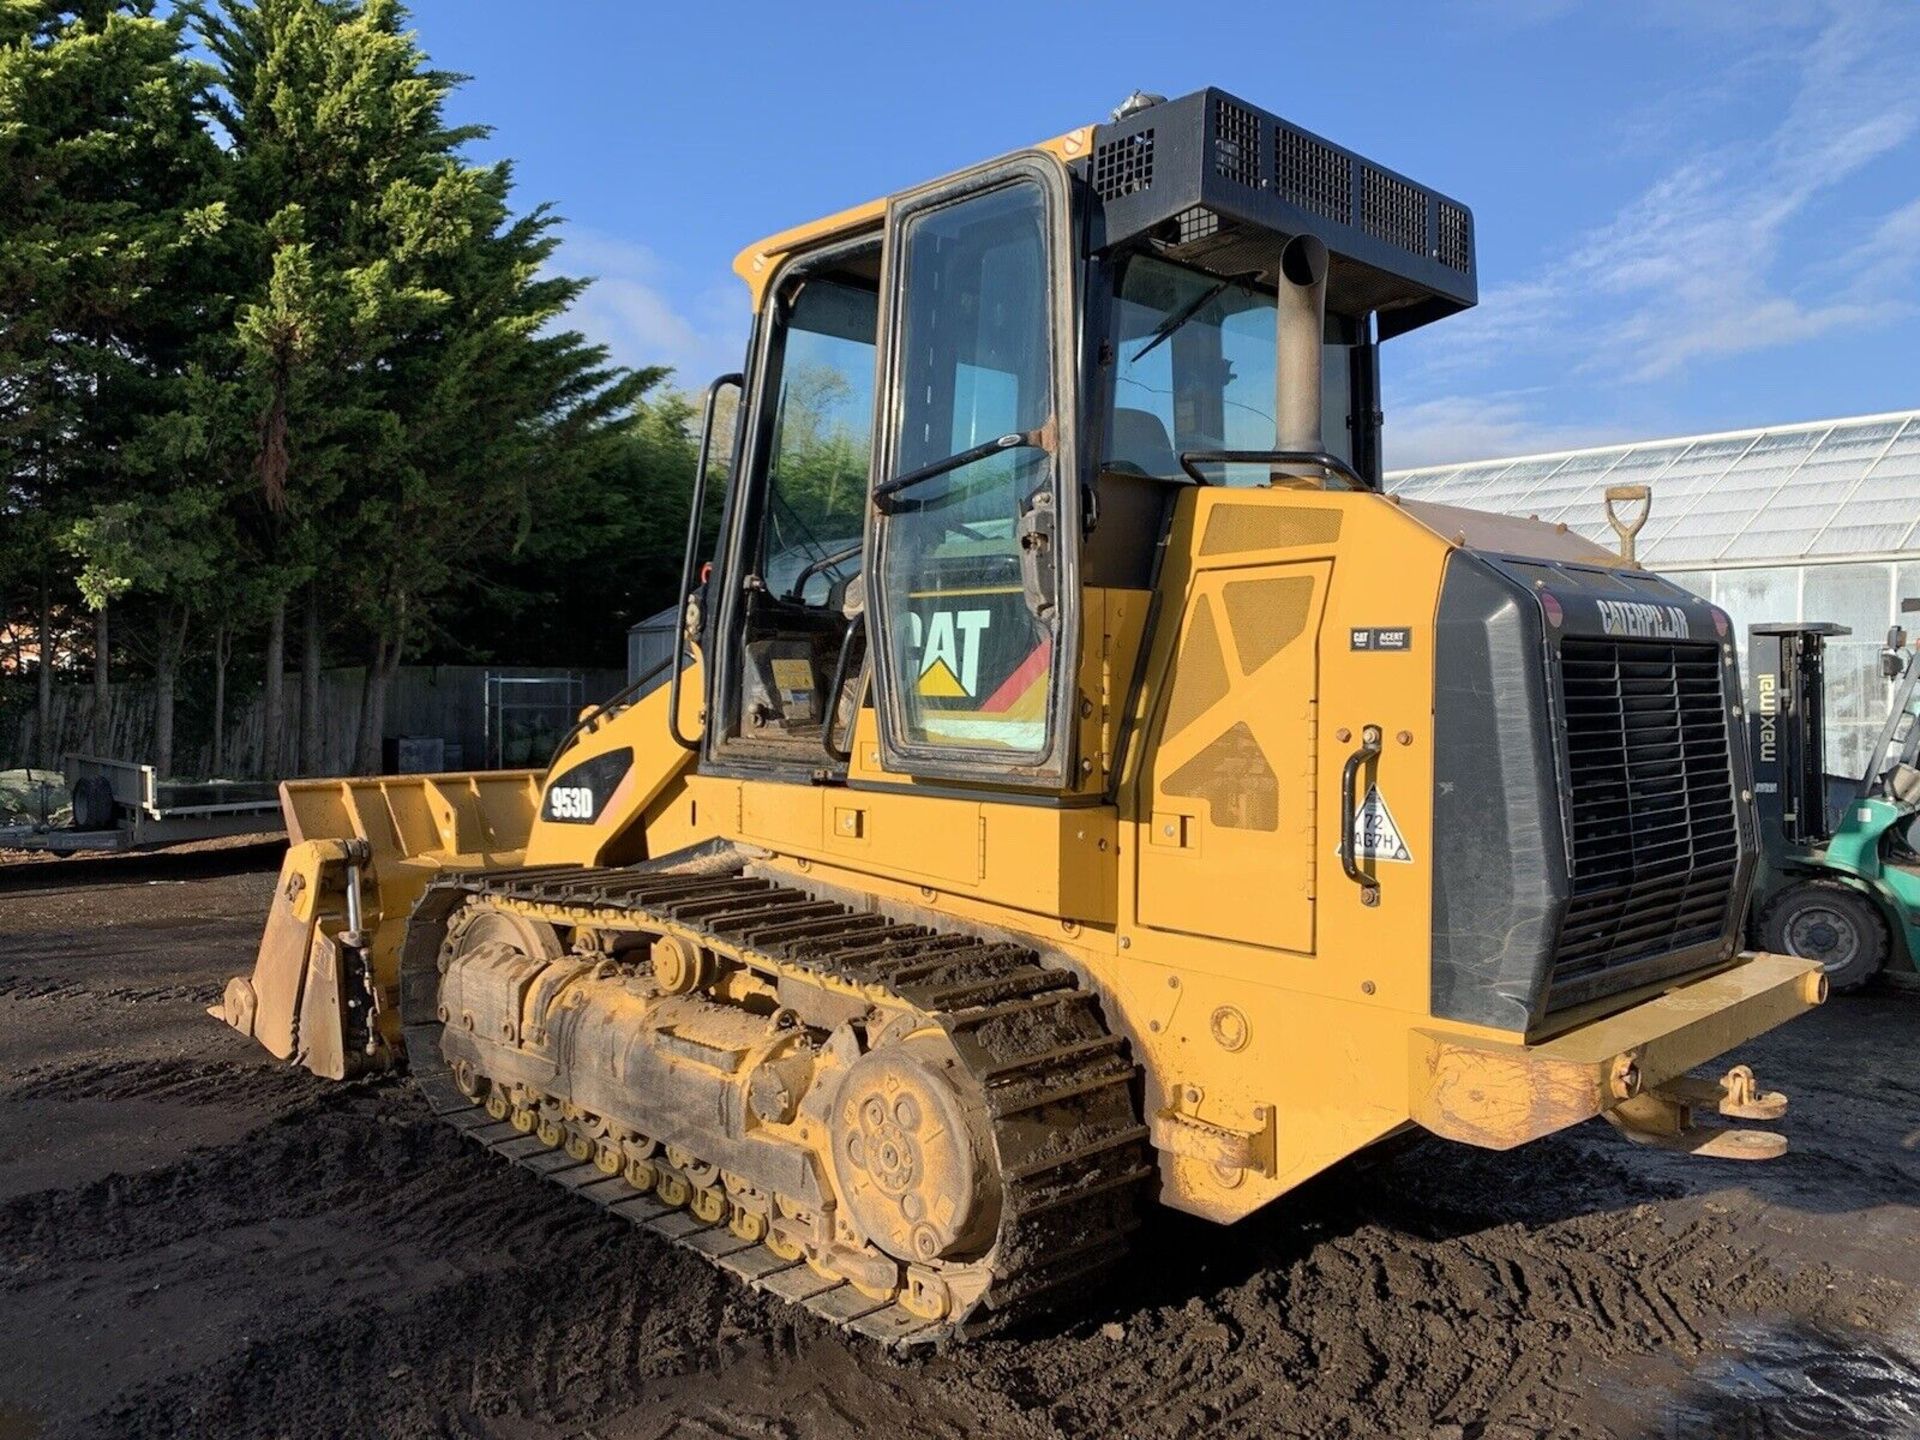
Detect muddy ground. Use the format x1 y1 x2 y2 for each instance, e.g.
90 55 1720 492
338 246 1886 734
1 851 1917 1440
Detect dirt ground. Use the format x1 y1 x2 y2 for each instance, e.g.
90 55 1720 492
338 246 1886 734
2 850 1918 1440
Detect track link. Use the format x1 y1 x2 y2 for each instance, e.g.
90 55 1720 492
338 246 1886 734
396 859 1151 1345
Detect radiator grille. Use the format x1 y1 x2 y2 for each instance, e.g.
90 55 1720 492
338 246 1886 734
1551 638 1740 999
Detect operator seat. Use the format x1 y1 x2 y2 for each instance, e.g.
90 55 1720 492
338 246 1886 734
1088 407 1186 589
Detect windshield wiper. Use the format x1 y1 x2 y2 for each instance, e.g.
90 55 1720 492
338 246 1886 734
1129 270 1259 363
871 428 1047 512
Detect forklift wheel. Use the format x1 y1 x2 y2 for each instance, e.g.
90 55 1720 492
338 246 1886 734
1759 880 1888 993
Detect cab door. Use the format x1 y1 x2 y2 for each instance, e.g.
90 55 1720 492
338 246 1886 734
865 156 1081 788
703 238 881 777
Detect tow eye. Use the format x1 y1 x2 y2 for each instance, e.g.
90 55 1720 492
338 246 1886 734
1603 1063 1790 1160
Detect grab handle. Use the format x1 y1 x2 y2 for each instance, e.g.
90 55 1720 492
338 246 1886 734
821 612 867 765
669 372 742 750
1340 725 1383 900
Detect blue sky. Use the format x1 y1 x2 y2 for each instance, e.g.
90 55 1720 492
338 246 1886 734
410 0 1920 469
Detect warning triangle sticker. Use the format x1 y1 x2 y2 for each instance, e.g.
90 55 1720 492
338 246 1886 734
1352 783 1413 863
917 657 968 698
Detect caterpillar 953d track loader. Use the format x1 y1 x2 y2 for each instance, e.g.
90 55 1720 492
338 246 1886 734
216 88 1826 1344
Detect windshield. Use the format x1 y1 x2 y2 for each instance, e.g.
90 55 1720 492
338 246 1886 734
1107 254 1353 486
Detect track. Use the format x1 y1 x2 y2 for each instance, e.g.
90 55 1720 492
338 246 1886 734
394 859 1153 1346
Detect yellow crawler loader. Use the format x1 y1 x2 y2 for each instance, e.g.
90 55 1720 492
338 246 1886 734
217 88 1825 1343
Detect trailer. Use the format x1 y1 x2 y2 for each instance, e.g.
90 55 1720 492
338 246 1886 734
0 756 283 854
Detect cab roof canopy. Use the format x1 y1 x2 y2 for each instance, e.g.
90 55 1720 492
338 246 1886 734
734 88 1476 338
1088 88 1476 338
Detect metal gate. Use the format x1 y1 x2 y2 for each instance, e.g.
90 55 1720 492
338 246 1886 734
483 673 586 769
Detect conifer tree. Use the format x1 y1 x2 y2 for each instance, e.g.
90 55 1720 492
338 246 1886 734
196 0 649 770
0 0 226 770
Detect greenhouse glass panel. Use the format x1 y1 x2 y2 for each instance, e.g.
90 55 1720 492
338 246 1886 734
1896 564 1920 632
1523 450 1624 523
1399 461 1515 506
1637 438 1763 550
1480 456 1574 510
1714 566 1802 685
1657 569 1715 599
1721 469 1874 560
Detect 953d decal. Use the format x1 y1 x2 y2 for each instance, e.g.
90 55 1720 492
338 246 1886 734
541 747 633 825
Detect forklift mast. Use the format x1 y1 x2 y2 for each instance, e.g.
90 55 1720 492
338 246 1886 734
1748 622 1850 850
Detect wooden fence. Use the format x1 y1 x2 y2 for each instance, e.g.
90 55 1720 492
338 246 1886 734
1 664 622 781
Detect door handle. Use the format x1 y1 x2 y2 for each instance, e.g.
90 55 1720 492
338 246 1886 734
1340 725 1383 902
1015 488 1057 620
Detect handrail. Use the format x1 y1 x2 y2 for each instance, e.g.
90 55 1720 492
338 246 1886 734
543 653 676 772
1178 448 1368 490
670 372 743 750
821 613 867 765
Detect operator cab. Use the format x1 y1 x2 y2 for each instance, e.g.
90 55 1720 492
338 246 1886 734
682 88 1476 794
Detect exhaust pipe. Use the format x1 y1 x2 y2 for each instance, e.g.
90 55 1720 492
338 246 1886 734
1273 232 1329 485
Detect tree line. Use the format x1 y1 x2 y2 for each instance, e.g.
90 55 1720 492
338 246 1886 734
0 0 712 779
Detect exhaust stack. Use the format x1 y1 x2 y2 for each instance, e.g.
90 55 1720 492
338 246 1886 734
1274 232 1329 485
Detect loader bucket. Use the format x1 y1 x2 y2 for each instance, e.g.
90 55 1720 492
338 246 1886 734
213 770 543 1078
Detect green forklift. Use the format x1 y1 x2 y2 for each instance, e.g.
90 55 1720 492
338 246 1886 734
1748 600 1920 990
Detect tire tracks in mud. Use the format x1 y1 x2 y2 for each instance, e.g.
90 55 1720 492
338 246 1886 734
25 1086 1910 1440
0 1052 315 1109
961 1141 1908 1440
4 866 1916 1440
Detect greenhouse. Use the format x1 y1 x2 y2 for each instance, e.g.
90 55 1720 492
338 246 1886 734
1389 410 1920 778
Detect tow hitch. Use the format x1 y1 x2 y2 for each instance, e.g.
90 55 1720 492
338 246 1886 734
1605 1063 1791 1160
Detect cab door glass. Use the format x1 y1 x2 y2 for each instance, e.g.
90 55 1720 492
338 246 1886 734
876 179 1058 759
761 279 874 605
729 274 876 750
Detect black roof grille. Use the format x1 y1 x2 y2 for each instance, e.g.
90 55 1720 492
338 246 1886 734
1174 205 1220 245
1275 125 1351 224
1085 88 1476 336
1212 98 1261 189
1362 164 1428 258
1093 128 1154 200
1437 200 1472 273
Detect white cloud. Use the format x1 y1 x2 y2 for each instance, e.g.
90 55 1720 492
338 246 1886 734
1831 194 1920 315
1402 0 1920 402
550 229 749 389
1388 393 1624 470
